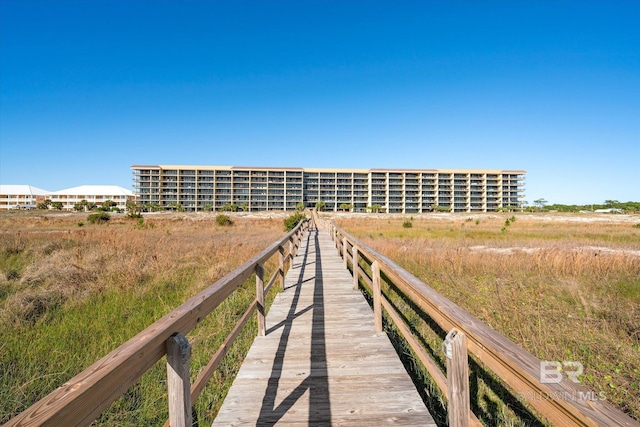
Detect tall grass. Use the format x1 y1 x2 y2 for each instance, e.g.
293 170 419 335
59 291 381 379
338 213 640 422
0 212 284 424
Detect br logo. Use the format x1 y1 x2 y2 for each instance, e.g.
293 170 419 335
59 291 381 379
540 361 584 384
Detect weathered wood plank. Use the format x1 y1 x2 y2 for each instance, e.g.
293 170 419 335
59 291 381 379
213 229 435 426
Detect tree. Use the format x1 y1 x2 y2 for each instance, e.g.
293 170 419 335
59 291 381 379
37 199 52 210
102 199 117 210
51 201 63 210
167 202 184 212
295 202 305 212
315 200 326 211
220 203 238 212
284 212 306 231
368 204 381 213
339 203 353 212
533 198 548 210
604 200 619 208
73 199 88 212
126 201 143 218
203 204 213 212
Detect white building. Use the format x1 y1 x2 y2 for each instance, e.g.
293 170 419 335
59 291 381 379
48 185 136 211
0 185 50 210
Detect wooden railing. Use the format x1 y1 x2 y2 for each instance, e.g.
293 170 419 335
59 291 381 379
327 218 639 427
6 219 311 427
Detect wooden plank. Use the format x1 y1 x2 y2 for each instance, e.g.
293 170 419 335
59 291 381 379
372 261 382 333
166 333 192 427
189 301 257 404
256 264 265 337
445 330 470 427
213 229 436 426
352 246 359 290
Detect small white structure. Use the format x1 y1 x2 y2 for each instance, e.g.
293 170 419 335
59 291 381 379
48 185 136 211
0 185 49 210
594 208 623 214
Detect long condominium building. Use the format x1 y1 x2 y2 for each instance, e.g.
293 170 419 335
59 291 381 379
131 165 526 213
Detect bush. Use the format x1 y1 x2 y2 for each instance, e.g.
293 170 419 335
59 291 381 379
215 214 233 226
284 212 306 231
87 212 110 224
402 220 413 228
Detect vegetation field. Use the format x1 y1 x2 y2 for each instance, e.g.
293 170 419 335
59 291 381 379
334 212 640 423
0 211 287 425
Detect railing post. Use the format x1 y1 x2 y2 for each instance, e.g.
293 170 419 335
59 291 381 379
166 333 192 427
256 263 265 336
278 245 285 290
293 231 300 257
353 246 359 290
372 260 382 333
289 237 294 261
444 329 470 427
343 237 348 268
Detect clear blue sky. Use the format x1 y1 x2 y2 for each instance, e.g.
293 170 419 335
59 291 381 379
1 0 638 205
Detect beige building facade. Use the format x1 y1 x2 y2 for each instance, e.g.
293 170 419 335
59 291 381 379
132 165 526 213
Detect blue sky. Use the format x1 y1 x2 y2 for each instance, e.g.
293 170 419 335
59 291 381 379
1 0 638 205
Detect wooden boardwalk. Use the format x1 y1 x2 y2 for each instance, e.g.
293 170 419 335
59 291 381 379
213 228 435 426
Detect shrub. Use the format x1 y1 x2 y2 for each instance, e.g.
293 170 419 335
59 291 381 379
402 220 413 228
215 214 233 226
87 212 110 224
77 221 84 227
284 212 306 231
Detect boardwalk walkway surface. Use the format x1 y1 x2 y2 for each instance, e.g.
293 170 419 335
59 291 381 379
213 228 435 426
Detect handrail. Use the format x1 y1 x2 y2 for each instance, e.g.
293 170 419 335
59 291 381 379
7 218 311 427
328 219 639 427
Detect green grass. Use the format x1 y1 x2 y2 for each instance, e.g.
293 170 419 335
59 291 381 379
0 213 285 425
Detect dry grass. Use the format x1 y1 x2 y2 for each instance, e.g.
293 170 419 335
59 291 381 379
335 212 640 422
0 211 285 424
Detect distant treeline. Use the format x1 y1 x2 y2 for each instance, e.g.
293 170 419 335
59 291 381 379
541 201 640 213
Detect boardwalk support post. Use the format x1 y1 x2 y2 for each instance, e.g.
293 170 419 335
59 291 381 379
343 237 348 268
278 245 285 290
256 263 265 336
444 329 470 427
353 246 359 290
166 333 192 427
372 260 382 333
289 238 294 262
